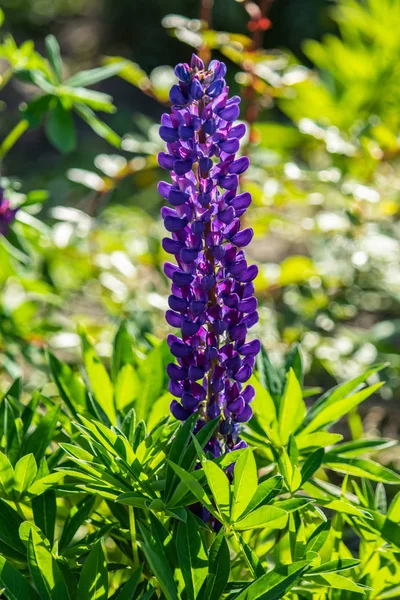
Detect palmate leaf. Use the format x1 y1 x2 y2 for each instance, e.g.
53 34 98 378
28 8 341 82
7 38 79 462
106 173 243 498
176 511 208 600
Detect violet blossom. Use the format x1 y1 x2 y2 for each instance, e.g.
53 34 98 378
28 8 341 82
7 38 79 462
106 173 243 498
158 54 260 457
0 187 17 236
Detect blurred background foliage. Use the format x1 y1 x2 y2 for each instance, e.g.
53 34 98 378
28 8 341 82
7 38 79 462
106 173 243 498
0 0 400 455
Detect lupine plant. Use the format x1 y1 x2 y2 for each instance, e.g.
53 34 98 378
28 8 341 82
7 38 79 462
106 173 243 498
0 3 400 599
159 54 259 458
0 43 399 599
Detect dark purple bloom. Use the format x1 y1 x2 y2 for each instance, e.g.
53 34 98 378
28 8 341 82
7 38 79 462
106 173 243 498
0 187 17 236
158 55 260 457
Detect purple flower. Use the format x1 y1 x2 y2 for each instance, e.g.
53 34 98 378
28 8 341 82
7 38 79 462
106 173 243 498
0 187 17 236
158 55 260 457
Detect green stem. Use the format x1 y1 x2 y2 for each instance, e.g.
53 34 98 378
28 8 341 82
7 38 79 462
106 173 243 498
129 505 139 565
0 119 29 161
14 501 25 519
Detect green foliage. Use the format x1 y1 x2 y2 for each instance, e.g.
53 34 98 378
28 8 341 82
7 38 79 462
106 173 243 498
0 0 400 597
0 332 397 598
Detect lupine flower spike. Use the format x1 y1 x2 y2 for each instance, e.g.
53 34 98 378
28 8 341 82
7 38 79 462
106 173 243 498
0 186 17 236
158 54 260 457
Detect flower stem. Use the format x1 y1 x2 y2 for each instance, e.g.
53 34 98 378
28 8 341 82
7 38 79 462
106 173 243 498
129 505 139 565
0 119 29 162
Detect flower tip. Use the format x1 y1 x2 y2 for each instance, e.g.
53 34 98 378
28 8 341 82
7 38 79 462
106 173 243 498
190 53 204 71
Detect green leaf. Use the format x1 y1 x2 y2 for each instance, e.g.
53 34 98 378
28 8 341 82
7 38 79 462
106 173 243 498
22 95 53 127
305 521 330 554
309 558 360 574
32 490 56 546
328 437 396 457
4 399 21 466
65 61 128 87
80 327 116 424
232 448 258 521
115 364 140 412
115 566 142 600
285 344 303 386
240 476 283 518
111 321 134 382
305 573 368 594
296 431 343 451
27 70 57 94
59 495 96 552
14 454 37 497
375 482 387 513
0 451 14 495
278 369 306 444
45 35 63 83
302 364 386 431
303 382 384 435
0 499 26 559
256 345 283 409
137 520 178 600
0 555 39 600
47 351 88 417
59 86 115 112
324 455 400 484
204 530 230 600
167 461 218 518
21 405 60 463
165 413 197 500
176 512 208 600
234 505 288 531
387 491 400 521
234 560 311 600
45 101 76 153
301 449 324 484
203 460 231 520
74 103 121 148
133 342 165 423
235 532 266 578
77 542 108 600
27 527 69 600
